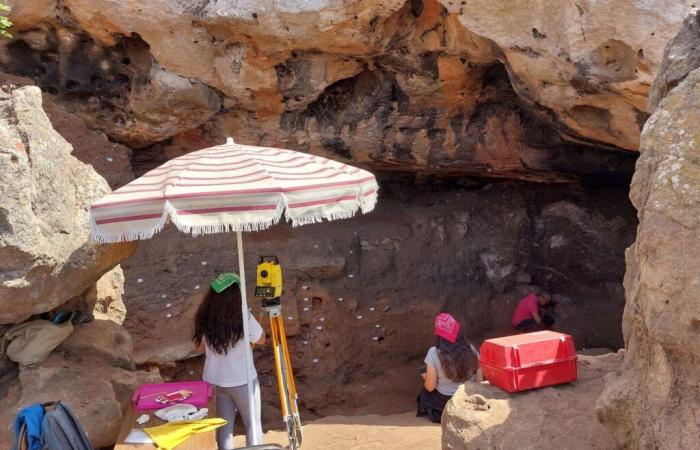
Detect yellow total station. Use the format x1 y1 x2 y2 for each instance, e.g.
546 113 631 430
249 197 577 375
255 255 283 301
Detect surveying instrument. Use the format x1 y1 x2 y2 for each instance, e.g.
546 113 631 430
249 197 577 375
255 256 303 450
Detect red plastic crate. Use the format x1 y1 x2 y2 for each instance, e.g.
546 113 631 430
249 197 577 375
479 331 577 393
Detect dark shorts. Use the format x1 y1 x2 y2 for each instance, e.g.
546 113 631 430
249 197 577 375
514 315 555 332
416 389 452 423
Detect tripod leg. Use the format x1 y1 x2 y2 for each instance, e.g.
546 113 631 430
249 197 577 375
277 319 298 406
276 318 303 448
269 317 289 417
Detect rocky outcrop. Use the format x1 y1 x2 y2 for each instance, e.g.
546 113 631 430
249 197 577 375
648 11 700 110
63 0 694 150
2 2 694 446
42 98 135 190
61 319 135 369
0 20 221 149
0 86 135 324
443 352 619 449
596 12 700 449
2 0 691 182
445 0 693 150
0 325 161 449
0 71 135 189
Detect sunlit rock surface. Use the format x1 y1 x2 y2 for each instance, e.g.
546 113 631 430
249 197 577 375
596 12 700 450
0 86 134 324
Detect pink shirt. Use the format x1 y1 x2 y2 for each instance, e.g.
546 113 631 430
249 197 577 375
512 293 539 327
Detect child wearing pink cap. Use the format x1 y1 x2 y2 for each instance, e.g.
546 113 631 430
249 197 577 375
416 313 478 423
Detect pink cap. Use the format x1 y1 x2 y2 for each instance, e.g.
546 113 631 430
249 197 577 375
435 313 460 343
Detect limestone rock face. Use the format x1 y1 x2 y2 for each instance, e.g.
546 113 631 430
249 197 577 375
61 319 135 369
0 86 135 324
55 0 693 151
596 12 700 449
89 266 128 325
648 11 700 110
2 0 688 181
4 0 54 30
0 20 222 148
442 353 619 450
444 0 695 150
0 71 135 189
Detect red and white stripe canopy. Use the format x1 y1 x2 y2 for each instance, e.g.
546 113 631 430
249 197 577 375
89 140 378 243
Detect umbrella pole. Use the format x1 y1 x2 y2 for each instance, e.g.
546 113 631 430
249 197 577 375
237 230 261 445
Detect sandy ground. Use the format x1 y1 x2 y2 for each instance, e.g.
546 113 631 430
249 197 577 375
234 412 441 449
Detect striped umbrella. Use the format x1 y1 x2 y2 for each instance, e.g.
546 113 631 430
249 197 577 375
89 138 378 446
90 138 377 242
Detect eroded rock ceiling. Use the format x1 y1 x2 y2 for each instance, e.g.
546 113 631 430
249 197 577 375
4 0 693 182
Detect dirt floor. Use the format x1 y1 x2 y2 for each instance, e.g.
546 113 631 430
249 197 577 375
234 413 441 450
224 351 619 450
170 358 421 426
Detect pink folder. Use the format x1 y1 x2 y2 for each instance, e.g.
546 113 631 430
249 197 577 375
131 381 213 410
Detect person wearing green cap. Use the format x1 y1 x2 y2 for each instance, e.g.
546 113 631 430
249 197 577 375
193 273 266 449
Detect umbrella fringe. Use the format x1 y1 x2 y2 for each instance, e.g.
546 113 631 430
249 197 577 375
166 200 286 235
290 206 361 227
361 190 379 214
289 183 379 227
87 209 167 244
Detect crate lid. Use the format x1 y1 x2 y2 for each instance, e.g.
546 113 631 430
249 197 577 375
479 331 576 369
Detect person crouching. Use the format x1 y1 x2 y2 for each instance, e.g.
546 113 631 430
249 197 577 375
417 313 478 423
512 291 555 332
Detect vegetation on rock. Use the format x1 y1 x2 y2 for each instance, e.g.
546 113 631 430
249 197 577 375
0 3 11 39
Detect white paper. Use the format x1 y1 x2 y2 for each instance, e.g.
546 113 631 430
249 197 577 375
124 428 154 444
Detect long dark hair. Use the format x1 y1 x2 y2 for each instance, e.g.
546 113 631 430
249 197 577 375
437 334 477 382
193 286 244 355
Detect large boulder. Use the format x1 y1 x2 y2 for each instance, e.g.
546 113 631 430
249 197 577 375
442 353 619 449
0 317 160 449
60 319 135 369
0 353 161 449
596 12 700 449
0 86 135 324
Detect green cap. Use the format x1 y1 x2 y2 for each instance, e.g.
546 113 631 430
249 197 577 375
210 272 240 293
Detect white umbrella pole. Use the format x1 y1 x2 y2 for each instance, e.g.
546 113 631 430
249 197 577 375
237 230 260 445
